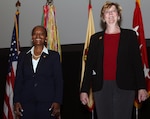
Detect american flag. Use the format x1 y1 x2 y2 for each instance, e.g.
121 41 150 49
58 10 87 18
3 10 20 119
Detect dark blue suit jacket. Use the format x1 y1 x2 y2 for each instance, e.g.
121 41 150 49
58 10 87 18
13 49 63 104
81 28 146 94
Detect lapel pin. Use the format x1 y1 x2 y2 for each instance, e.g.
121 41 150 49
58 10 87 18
99 36 102 40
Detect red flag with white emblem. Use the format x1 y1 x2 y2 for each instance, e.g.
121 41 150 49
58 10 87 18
133 0 150 108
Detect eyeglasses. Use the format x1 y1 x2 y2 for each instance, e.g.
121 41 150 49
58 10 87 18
104 9 117 14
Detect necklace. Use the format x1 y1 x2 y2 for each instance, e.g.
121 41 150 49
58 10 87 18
32 53 41 58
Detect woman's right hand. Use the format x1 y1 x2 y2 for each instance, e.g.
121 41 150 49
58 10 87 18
14 102 23 117
80 92 89 105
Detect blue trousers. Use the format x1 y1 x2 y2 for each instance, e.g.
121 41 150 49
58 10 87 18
20 101 55 119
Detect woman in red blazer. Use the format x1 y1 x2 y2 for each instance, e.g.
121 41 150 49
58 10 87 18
13 25 63 119
80 1 148 119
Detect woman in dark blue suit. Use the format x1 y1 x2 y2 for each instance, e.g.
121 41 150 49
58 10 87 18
80 1 148 119
13 25 63 119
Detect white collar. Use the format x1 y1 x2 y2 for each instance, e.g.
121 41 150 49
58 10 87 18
26 46 49 55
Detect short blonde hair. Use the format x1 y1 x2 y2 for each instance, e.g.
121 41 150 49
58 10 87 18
100 1 122 22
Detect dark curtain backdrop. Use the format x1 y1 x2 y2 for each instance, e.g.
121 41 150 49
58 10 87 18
0 43 150 119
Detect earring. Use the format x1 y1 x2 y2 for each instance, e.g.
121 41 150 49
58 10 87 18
102 19 105 23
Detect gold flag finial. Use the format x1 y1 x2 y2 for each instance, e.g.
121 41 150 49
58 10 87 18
16 0 21 10
89 0 91 5
47 0 53 5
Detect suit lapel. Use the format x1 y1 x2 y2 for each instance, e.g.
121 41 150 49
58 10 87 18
35 52 49 73
26 53 35 74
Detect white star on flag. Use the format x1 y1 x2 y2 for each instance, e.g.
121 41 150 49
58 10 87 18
144 64 150 79
133 26 139 36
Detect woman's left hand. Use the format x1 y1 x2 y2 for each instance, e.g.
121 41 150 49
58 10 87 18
50 102 60 117
138 89 149 102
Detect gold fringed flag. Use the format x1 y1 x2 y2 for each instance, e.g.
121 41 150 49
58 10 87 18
3 6 20 119
80 2 95 111
133 0 150 108
42 2 62 61
41 2 61 119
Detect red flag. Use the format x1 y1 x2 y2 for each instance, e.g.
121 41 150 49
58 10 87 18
133 0 150 108
80 2 95 111
3 10 20 119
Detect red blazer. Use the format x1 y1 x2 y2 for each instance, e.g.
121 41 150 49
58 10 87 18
81 28 146 94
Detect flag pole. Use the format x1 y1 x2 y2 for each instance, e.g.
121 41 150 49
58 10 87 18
16 0 21 10
15 0 21 54
89 1 94 119
136 107 138 119
47 0 53 5
89 0 91 4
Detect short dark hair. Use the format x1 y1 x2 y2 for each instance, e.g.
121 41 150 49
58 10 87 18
31 25 47 37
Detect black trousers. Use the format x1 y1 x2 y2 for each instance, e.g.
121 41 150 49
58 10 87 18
94 80 135 119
